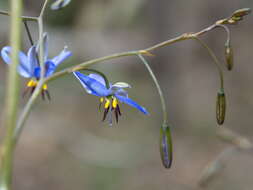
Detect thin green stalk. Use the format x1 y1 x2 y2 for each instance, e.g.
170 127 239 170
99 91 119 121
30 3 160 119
192 36 224 90
38 17 45 78
47 51 140 83
38 0 50 81
0 10 37 21
137 54 168 124
23 21 34 46
216 24 231 46
14 82 44 140
40 0 50 18
0 0 23 189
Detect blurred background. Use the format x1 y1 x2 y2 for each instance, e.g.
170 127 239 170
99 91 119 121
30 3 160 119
0 0 253 190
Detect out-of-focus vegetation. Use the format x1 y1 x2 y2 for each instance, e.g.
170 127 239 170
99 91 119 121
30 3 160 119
0 0 253 190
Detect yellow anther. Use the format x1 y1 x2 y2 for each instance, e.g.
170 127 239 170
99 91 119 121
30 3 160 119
112 98 118 109
27 80 37 87
100 98 104 103
43 84 48 90
104 99 110 109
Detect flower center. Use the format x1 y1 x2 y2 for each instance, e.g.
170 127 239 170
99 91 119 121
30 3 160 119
23 79 51 100
99 97 121 125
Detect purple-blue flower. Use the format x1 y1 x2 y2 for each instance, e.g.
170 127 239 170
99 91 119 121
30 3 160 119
1 33 72 99
73 71 149 125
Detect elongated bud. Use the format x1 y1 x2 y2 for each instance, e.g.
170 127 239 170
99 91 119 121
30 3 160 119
232 8 251 18
160 124 173 168
216 90 226 125
225 43 233 71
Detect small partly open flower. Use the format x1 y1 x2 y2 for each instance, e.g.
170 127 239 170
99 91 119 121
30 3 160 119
73 71 149 125
1 33 72 100
51 0 71 10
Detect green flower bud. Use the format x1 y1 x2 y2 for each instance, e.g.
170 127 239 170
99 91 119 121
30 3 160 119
216 90 226 125
232 8 251 18
225 43 233 71
160 124 173 168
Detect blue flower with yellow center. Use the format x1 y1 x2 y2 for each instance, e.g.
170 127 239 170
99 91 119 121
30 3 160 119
73 71 149 125
1 33 72 99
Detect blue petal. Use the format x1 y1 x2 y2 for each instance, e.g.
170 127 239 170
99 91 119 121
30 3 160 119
45 61 56 77
34 67 40 79
1 46 12 64
1 46 33 78
27 46 38 74
88 73 106 86
73 71 111 97
51 46 72 66
33 61 56 78
114 88 128 97
73 73 96 95
115 95 149 115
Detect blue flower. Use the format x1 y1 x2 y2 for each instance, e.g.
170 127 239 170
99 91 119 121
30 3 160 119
1 33 72 99
73 71 149 125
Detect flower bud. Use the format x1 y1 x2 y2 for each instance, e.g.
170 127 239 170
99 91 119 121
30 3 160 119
216 90 226 125
232 8 251 18
160 124 173 168
225 44 233 71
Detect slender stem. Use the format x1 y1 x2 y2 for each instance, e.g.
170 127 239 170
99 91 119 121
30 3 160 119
138 54 168 124
15 81 44 140
23 21 34 46
192 36 224 90
40 0 50 18
47 51 140 83
38 17 45 79
216 24 231 46
0 0 23 189
38 0 50 83
0 10 37 21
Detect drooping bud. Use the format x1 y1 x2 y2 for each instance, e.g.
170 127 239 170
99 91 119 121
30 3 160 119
225 42 233 71
216 90 226 125
160 124 173 168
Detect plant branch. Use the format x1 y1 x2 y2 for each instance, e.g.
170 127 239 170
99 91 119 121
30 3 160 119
15 10 249 153
0 10 37 21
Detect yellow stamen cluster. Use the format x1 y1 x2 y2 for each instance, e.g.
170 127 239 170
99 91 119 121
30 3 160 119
112 98 118 109
27 80 48 90
101 97 118 109
43 84 48 90
104 99 110 109
27 80 37 87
